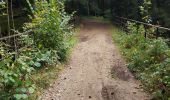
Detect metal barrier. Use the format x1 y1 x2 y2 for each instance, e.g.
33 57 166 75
0 29 33 41
0 29 34 60
113 16 170 39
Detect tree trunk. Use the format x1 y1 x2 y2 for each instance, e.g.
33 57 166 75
101 0 105 16
87 0 90 16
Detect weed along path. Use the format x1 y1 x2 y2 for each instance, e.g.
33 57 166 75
40 19 150 100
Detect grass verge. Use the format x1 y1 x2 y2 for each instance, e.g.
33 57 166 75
81 16 110 23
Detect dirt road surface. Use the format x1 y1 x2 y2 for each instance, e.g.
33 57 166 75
40 19 150 100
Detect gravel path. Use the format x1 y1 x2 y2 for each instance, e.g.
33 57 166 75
40 19 150 100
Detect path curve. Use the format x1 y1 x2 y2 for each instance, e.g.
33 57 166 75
40 19 150 100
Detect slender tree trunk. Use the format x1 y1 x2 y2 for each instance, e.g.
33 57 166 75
72 0 74 12
6 0 10 38
87 0 90 16
101 0 105 16
11 0 18 59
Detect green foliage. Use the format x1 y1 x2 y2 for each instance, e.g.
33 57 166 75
111 0 140 19
0 43 35 100
103 9 112 19
0 1 6 24
0 42 61 99
25 0 73 61
0 1 5 9
0 0 73 99
25 0 35 14
65 0 111 16
112 24 170 99
140 0 152 22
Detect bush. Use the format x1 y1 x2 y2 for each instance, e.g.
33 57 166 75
0 43 35 100
0 0 73 99
112 23 170 99
25 0 73 61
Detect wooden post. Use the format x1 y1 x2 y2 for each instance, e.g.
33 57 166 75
144 25 147 38
156 27 159 39
0 27 1 38
136 24 139 34
120 18 123 31
6 0 11 43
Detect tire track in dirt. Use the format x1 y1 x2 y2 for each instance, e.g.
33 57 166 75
40 19 150 100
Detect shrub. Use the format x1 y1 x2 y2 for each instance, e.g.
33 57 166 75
25 0 73 61
0 0 73 99
0 43 35 100
112 23 170 99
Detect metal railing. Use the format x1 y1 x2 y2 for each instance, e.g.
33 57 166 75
0 29 34 61
0 29 33 41
113 16 170 39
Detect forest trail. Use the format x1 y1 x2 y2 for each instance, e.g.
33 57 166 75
40 19 150 100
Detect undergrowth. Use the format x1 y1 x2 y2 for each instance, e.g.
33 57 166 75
112 24 170 100
81 16 110 23
0 0 75 99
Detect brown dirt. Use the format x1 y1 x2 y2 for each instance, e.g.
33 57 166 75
40 19 150 100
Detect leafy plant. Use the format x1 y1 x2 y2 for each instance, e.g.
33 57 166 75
112 23 170 99
0 0 73 99
140 0 152 23
0 43 35 100
25 0 73 61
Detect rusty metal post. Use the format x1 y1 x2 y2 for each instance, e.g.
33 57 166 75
156 27 159 39
136 24 139 34
144 25 147 38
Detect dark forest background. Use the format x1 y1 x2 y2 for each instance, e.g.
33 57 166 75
1 1 170 99
1 0 170 34
65 0 170 28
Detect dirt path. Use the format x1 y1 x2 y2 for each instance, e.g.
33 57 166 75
40 20 150 100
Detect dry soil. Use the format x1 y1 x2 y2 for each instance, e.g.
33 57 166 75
40 19 150 100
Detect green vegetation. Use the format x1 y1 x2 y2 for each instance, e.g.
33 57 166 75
112 24 170 99
29 64 63 99
29 34 77 99
1 0 170 100
81 16 110 23
0 0 75 99
65 0 170 31
65 0 112 18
